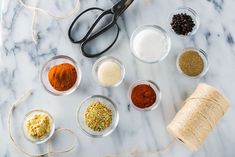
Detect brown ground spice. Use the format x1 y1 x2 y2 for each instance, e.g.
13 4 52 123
178 50 204 76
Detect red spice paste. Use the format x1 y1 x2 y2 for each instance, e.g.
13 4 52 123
131 84 156 108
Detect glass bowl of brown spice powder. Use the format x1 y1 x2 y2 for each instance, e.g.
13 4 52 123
41 55 82 96
176 48 209 78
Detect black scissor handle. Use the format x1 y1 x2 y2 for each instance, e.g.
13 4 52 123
80 10 120 57
68 7 104 43
81 24 120 58
82 9 117 42
68 7 120 58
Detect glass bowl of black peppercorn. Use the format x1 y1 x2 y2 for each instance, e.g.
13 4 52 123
169 7 200 36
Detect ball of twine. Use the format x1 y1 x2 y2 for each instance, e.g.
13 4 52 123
167 83 230 150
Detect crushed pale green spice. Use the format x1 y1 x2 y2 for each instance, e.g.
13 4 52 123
85 101 112 132
178 50 204 76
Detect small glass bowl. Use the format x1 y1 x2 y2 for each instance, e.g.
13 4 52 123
22 110 55 144
128 80 162 111
176 48 209 78
92 56 125 87
41 55 82 96
77 95 119 138
169 7 200 36
130 25 171 63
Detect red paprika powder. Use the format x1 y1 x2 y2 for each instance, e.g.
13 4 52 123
131 84 156 109
48 63 77 91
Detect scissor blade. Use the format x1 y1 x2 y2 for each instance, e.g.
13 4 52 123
124 0 134 7
112 0 134 16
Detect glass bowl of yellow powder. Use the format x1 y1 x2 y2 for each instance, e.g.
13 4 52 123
77 95 119 138
92 56 125 87
23 110 55 144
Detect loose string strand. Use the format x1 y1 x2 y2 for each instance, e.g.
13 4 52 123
17 0 80 43
31 1 37 43
48 128 78 154
8 89 78 157
105 139 175 157
18 0 80 19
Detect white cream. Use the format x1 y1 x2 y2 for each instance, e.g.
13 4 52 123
97 61 122 87
132 27 170 62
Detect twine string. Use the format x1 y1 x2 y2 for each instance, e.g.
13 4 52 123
167 84 230 150
183 97 225 115
17 0 81 43
105 85 230 156
105 139 175 157
31 0 37 43
18 0 80 19
8 89 78 157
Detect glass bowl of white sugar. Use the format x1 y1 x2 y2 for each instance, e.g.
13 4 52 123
130 25 171 63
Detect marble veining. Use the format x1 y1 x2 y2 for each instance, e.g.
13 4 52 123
1 0 235 157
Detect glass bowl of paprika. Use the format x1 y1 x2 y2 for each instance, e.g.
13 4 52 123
128 80 161 111
41 55 82 96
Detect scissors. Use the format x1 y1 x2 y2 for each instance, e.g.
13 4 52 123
68 0 134 58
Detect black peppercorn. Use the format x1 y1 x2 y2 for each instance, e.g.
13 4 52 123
171 13 195 35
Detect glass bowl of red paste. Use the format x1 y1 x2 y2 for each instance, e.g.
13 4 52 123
128 80 161 111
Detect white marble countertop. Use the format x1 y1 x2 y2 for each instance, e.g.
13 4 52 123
1 0 235 157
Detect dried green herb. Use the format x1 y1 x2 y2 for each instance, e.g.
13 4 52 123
85 101 112 132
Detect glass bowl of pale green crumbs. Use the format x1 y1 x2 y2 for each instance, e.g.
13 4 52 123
77 95 119 138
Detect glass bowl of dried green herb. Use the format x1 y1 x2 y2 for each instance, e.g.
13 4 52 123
77 95 119 138
169 7 200 36
176 48 209 78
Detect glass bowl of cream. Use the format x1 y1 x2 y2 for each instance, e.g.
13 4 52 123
22 110 55 144
92 56 125 87
130 25 171 63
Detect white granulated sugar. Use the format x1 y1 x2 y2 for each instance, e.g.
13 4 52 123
133 29 169 62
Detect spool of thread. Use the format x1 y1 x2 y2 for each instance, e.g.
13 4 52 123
167 83 230 150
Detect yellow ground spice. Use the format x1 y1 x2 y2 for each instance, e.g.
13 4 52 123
178 50 204 76
26 113 51 138
85 101 112 132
